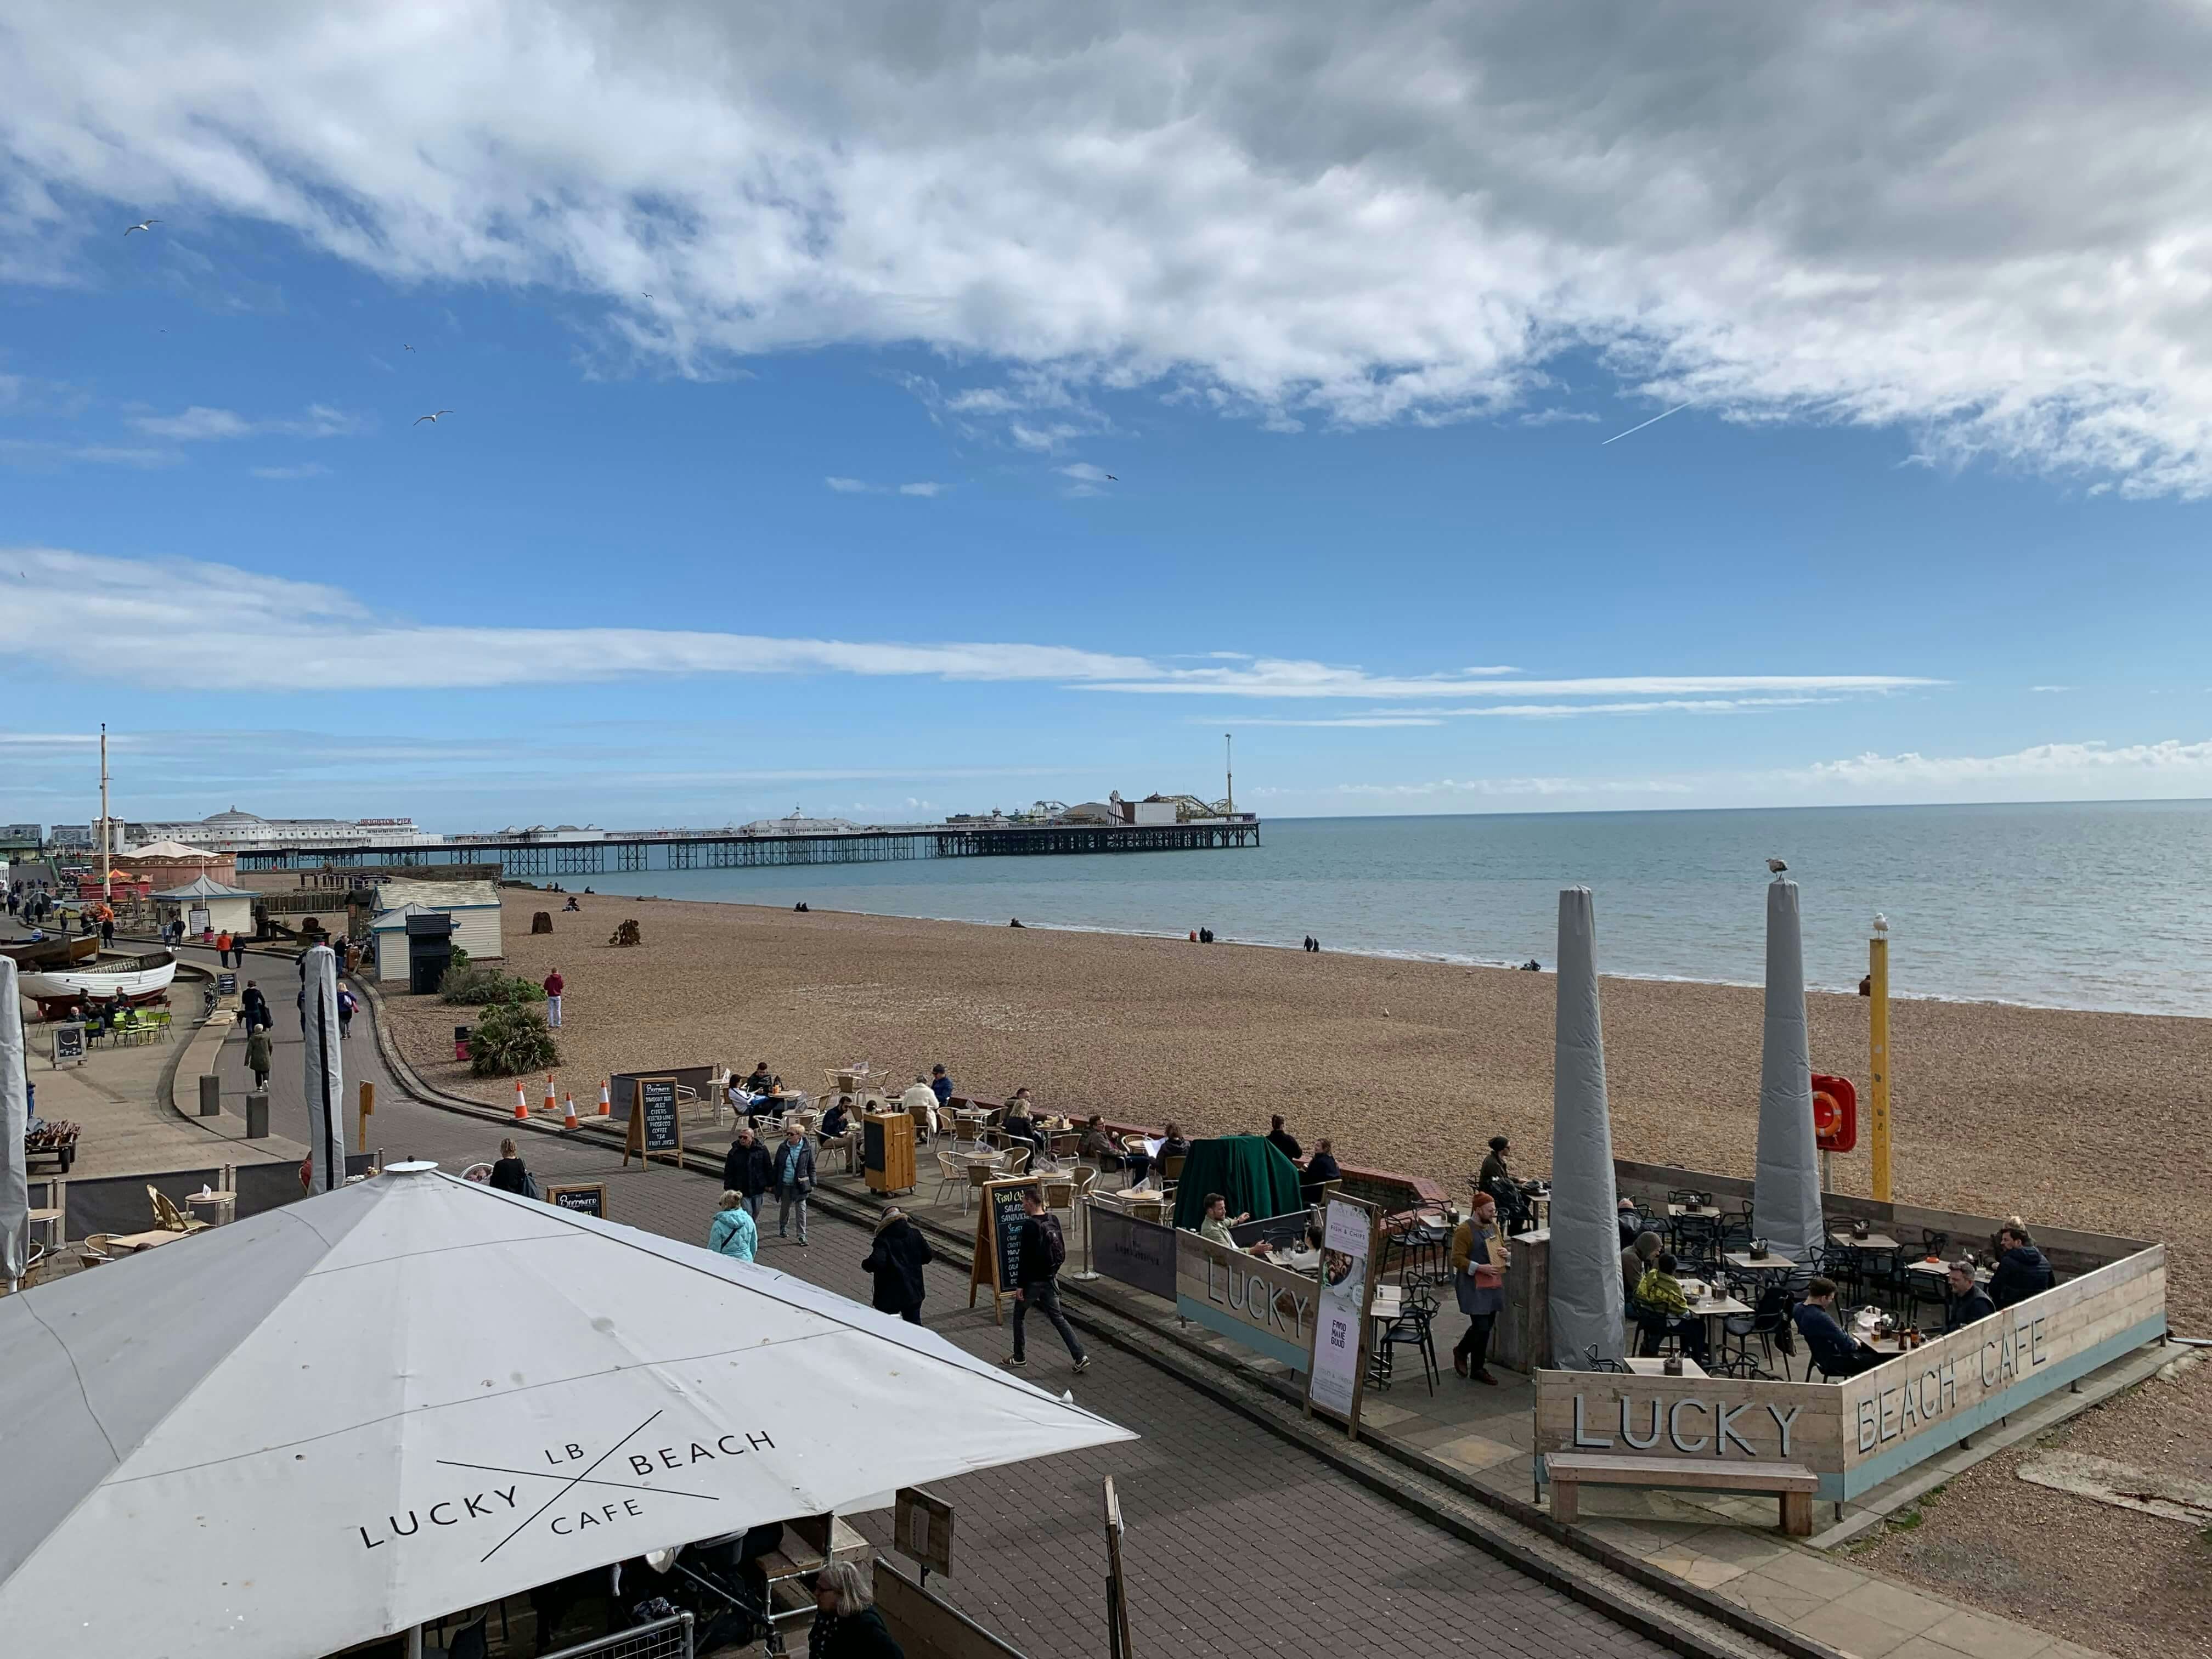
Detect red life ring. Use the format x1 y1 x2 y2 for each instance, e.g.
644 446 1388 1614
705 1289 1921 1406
1812 1073 1858 1153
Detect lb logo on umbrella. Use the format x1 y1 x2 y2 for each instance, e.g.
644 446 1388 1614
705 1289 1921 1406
1812 1073 1858 1153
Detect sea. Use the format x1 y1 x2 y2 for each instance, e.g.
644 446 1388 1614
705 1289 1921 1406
574 802 2212 1019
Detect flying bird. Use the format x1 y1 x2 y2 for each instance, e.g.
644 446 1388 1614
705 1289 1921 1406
123 219 160 236
1767 857 1788 877
1105 473 1118 481
414 409 453 425
403 343 414 351
1601 402 1691 445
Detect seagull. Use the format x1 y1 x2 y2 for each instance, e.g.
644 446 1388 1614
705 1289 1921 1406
403 343 414 351
414 409 453 425
1767 857 1788 877
124 219 160 236
1105 473 1118 481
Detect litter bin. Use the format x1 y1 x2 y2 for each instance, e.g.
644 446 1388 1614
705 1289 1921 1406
454 1025 472 1062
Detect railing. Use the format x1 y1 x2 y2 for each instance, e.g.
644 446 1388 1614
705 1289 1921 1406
541 1611 693 1659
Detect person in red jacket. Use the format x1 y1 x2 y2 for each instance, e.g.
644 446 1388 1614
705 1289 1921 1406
542 968 565 1028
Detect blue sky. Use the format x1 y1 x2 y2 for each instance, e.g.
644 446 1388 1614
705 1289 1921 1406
7 4 2212 833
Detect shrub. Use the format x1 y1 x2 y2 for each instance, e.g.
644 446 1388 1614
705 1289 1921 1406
449 944 471 972
439 964 546 1006
469 998 560 1077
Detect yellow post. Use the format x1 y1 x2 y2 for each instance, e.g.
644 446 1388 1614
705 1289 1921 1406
1869 924 1892 1203
359 1080 375 1155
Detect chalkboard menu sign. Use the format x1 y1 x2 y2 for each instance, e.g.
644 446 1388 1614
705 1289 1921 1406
52 1023 86 1065
968 1176 1041 1323
217 972 238 997
546 1182 607 1219
863 1114 887 1175
623 1076 683 1167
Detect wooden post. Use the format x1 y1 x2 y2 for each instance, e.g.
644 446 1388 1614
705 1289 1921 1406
358 1081 375 1154
1870 926 1892 1203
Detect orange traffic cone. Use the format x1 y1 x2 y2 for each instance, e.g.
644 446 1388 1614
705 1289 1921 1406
563 1093 579 1131
543 1073 557 1116
512 1081 528 1120
597 1079 611 1116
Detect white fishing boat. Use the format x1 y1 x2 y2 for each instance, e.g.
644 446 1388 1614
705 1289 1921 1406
19 947 178 1015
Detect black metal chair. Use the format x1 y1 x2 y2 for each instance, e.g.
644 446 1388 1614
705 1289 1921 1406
1370 1288 1441 1394
1719 1284 1797 1378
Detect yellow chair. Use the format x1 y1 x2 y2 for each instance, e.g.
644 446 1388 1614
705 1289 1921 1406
148 1186 209 1234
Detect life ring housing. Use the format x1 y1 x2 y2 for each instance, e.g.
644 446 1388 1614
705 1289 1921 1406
1812 1072 1858 1154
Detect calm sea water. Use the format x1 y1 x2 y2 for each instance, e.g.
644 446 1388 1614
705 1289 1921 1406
577 802 2212 1018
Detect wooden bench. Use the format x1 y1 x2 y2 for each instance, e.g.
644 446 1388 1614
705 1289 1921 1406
1546 1453 1818 1536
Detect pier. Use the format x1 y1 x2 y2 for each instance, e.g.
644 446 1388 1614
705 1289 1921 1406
235 818 1261 878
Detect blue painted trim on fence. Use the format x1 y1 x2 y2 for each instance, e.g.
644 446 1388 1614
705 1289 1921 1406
1830 1317 2167 1500
1176 1294 1313 1372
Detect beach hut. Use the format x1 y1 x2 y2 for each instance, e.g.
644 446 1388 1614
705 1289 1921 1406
148 872 257 938
0 1163 1132 1659
365 877 503 974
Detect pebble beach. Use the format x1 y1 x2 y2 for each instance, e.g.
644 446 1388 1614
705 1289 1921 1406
380 891 2212 1325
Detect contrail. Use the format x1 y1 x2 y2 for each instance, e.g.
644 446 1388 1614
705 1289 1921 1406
1601 402 1692 445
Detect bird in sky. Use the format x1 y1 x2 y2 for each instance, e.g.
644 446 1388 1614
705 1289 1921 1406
123 219 160 236
1767 857 1788 876
403 343 414 351
414 409 453 425
1105 473 1118 481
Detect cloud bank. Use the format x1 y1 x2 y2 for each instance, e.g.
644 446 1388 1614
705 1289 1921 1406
12 3 2212 488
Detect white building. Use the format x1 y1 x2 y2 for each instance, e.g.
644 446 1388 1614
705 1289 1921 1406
366 879 503 983
149 874 258 938
127 808 437 853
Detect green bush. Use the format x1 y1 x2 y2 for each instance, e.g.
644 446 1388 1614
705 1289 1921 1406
449 944 471 972
468 998 561 1077
439 964 545 1006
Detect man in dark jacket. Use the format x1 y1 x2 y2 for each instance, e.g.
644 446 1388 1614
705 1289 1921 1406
721 1127 773 1221
1989 1227 2055 1308
1943 1261 1999 1333
861 1211 934 1324
1793 1278 1883 1377
1267 1114 1302 1161
1006 1187 1087 1373
1301 1137 1342 1207
1617 1197 1645 1247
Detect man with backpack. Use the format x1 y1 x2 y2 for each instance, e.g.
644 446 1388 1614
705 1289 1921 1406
337 984 358 1039
1006 1186 1088 1374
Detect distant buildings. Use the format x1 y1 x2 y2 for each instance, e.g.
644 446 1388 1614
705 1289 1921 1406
122 808 435 853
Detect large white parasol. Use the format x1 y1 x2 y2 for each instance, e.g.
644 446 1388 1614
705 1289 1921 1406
0 1165 1133 1658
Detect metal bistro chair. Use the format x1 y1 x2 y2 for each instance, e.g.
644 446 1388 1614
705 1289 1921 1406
931 1150 966 1210
1719 1284 1797 1378
1369 1285 1441 1395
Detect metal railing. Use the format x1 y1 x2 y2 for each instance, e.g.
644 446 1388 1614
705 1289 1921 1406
539 1611 693 1659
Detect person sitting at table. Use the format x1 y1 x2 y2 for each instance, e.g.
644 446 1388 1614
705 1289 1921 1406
1793 1277 1882 1376
743 1061 775 1095
1451 1192 1507 1384
1943 1261 1997 1333
1267 1114 1302 1161
819 1097 852 1140
1632 1251 1710 1365
931 1063 954 1107
1621 1229 1662 1307
1081 1114 1128 1176
1197 1192 1273 1257
1158 1121 1192 1165
1989 1224 2055 1308
1001 1092 1043 1158
1302 1137 1342 1206
1617 1196 1645 1246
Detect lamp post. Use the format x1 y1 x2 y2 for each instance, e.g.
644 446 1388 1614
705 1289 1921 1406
1869 914 1892 1203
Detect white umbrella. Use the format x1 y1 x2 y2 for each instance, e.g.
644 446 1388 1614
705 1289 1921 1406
1 957 27 1285
1753 878 1824 1262
0 1165 1133 1658
301 942 345 1189
1547 887 1624 1367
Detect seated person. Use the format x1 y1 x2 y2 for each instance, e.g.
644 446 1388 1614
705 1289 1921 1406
1196 1192 1273 1257
1942 1261 1996 1333
1301 1137 1342 1205
1631 1251 1709 1364
742 1062 776 1095
1080 1114 1127 1174
817 1097 853 1140
725 1076 750 1115
1157 1121 1192 1166
1266 1114 1302 1161
1621 1229 1662 1306
1988 1224 2055 1308
1617 1197 1645 1246
1792 1277 1883 1376
1001 1091 1043 1157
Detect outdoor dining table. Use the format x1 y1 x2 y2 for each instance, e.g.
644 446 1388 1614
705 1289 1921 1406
1829 1229 1901 1253
1724 1251 1795 1274
105 1228 188 1254
1626 1355 1708 1378
1277 1246 1322 1275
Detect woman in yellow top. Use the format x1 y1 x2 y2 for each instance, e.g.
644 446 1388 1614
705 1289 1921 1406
1449 1193 1507 1384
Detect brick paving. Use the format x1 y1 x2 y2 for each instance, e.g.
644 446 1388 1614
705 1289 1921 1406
204 960 1668 1659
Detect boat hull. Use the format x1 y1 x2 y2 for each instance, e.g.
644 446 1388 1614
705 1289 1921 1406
19 951 178 1014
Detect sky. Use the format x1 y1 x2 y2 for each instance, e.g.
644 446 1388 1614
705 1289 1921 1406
6 1 2212 834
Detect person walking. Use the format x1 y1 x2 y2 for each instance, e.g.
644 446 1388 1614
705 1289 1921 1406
542 967 565 1029
245 1024 273 1092
1451 1192 1508 1384
708 1190 758 1263
808 1560 904 1659
773 1123 815 1245
861 1209 934 1325
240 980 270 1034
721 1126 773 1220
488 1137 535 1198
100 915 115 948
1006 1186 1088 1373
337 984 358 1039
215 929 232 967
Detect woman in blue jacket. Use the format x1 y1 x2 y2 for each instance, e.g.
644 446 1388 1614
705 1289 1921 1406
708 1189 758 1263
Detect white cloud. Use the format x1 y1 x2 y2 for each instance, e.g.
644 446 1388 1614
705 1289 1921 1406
1086 661 1933 700
1801 739 2212 791
1058 463 1114 483
896 481 945 497
16 6 2212 489
2029 685 2076 693
1226 696 1839 726
249 462 331 480
825 476 945 496
824 476 870 493
0 438 177 469
130 404 368 441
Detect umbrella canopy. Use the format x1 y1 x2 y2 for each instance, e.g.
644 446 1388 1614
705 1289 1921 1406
1753 879 1825 1262
0 1166 1133 1659
1547 887 1624 1367
1169 1135 1305 1230
1 958 27 1284
301 943 346 1191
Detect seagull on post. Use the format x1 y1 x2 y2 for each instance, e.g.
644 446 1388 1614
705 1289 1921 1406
1767 857 1788 878
414 409 453 425
124 219 160 236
